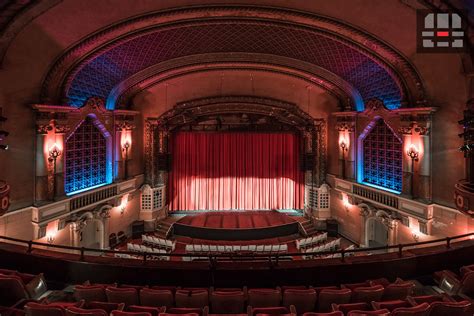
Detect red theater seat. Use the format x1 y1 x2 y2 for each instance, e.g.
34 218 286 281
25 302 84 316
248 289 282 308
350 285 384 303
158 314 200 316
341 282 371 291
371 300 410 311
105 287 139 306
175 290 209 309
406 294 452 305
346 310 390 316
460 264 474 276
65 306 108 316
166 307 208 316
247 305 294 316
302 312 343 316
128 305 165 316
74 286 107 302
86 301 125 313
210 290 245 313
427 300 472 316
390 303 430 316
282 288 317 313
0 274 30 307
381 282 414 300
331 302 369 314
140 288 174 308
318 289 351 312
111 311 152 316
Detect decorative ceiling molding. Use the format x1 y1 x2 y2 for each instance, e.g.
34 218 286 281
40 5 426 111
112 53 362 111
0 0 61 65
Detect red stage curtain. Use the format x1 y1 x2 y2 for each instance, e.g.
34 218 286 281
169 132 304 211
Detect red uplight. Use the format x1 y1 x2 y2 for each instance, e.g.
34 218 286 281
436 31 449 37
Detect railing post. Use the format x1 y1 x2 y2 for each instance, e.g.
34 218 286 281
275 254 280 266
398 244 403 258
27 240 33 253
446 237 451 249
80 247 85 261
143 252 147 265
341 250 345 262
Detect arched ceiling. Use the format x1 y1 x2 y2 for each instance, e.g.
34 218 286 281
40 6 426 111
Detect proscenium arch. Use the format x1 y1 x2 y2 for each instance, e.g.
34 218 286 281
40 5 426 111
110 53 362 111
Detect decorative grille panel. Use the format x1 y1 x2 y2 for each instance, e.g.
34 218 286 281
362 119 402 192
65 117 107 194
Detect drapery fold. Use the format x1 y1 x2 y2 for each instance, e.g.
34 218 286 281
169 132 304 211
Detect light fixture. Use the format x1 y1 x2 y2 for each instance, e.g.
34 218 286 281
411 229 420 243
48 143 62 199
406 144 419 198
0 144 8 150
46 234 55 244
122 140 131 179
340 139 348 179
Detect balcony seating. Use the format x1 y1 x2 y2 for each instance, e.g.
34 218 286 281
331 302 370 314
184 244 288 256
302 239 341 259
140 288 174 308
350 285 385 303
371 300 411 311
85 301 125 313
128 305 165 316
346 310 389 316
117 231 127 244
427 300 472 315
248 288 282 308
282 288 317 313
175 290 209 309
166 307 208 316
406 294 453 305
247 305 295 316
141 235 176 252
390 303 430 316
210 290 246 313
109 234 118 249
105 287 139 306
318 289 352 312
74 285 107 302
65 306 108 316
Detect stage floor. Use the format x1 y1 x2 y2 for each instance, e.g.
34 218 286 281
173 211 300 240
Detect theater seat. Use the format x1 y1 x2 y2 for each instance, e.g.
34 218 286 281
350 285 384 303
390 303 430 316
318 289 351 312
282 288 317 313
302 312 343 316
166 307 208 316
158 314 199 316
74 286 107 302
111 311 152 316
210 290 245 313
248 289 282 308
105 287 139 306
0 274 30 307
140 288 174 308
427 300 472 316
346 310 390 316
381 282 414 300
128 305 165 316
86 301 125 313
331 302 369 315
175 290 209 309
25 301 84 316
247 305 295 316
65 306 108 316
341 282 371 291
371 300 410 311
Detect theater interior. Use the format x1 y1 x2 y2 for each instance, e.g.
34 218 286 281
0 1 474 315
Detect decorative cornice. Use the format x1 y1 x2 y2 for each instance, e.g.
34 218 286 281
39 5 425 109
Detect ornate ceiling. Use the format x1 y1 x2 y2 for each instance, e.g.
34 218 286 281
40 6 426 111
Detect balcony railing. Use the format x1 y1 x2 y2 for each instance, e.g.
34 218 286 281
70 186 117 211
353 184 399 209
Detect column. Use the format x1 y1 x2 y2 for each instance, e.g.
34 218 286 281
115 126 123 180
347 129 356 180
53 128 66 198
399 125 414 197
35 125 49 202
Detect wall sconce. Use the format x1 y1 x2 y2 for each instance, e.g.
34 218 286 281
411 229 420 243
406 144 419 198
119 195 128 215
48 143 62 199
339 139 348 179
342 194 351 213
46 233 55 244
122 140 131 179
120 204 126 215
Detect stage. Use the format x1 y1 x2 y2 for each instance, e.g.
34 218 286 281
172 211 300 240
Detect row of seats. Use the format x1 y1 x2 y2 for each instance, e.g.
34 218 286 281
127 243 168 254
0 268 49 307
302 239 341 257
142 235 176 251
184 244 288 254
296 233 328 249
